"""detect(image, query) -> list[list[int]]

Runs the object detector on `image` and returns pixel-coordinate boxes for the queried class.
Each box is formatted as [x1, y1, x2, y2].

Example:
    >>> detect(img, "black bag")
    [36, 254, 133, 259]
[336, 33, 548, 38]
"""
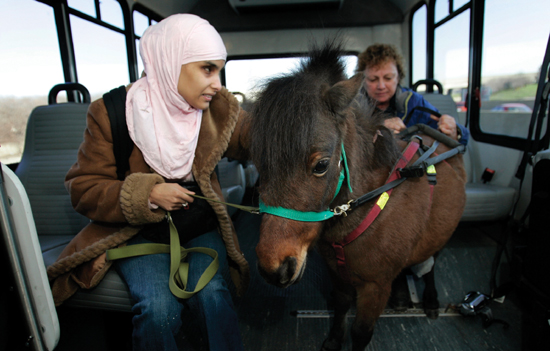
[102, 87, 219, 244]
[139, 182, 219, 245]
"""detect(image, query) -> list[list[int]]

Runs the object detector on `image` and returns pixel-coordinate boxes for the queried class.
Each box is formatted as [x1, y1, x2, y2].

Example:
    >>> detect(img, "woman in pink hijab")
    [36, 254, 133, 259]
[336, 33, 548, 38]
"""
[51, 14, 250, 351]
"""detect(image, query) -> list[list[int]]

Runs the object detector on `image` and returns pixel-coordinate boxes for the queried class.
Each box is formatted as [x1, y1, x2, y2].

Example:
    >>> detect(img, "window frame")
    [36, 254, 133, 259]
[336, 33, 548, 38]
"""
[411, 0, 534, 151]
[36, 0, 158, 101]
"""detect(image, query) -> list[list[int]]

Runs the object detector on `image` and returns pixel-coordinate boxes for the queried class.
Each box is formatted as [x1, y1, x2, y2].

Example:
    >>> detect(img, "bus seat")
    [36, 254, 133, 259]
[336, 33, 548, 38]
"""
[1, 163, 60, 351]
[217, 158, 246, 217]
[244, 162, 259, 189]
[15, 84, 92, 259]
[419, 90, 516, 222]
[15, 83, 251, 313]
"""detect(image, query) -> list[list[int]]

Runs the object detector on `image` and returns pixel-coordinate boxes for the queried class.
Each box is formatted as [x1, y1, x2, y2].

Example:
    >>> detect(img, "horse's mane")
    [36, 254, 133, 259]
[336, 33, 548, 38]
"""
[250, 39, 399, 185]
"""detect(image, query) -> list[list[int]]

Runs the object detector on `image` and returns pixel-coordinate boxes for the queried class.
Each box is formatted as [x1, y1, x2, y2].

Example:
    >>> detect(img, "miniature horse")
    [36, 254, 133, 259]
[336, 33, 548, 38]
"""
[249, 41, 467, 351]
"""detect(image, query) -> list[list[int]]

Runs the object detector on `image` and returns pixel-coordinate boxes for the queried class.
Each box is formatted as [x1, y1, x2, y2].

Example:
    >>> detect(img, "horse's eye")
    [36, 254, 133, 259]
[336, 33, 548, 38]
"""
[313, 159, 330, 176]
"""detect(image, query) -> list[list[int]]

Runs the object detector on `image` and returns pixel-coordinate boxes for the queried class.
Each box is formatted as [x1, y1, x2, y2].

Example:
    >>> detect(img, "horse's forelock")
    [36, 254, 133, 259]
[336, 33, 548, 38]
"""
[250, 40, 349, 185]
[250, 75, 318, 184]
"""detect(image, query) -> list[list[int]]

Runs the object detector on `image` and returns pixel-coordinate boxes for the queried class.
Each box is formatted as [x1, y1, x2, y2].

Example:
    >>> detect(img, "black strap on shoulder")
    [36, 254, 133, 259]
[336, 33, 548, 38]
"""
[103, 85, 131, 181]
[403, 106, 441, 126]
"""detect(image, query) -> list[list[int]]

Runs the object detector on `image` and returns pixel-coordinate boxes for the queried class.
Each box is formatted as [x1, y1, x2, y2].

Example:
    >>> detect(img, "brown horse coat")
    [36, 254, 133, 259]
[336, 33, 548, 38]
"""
[250, 41, 466, 350]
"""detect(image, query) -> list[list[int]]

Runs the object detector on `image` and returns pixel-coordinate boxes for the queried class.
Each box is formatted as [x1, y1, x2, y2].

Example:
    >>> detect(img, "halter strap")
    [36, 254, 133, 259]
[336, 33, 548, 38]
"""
[258, 142, 352, 222]
[331, 141, 420, 281]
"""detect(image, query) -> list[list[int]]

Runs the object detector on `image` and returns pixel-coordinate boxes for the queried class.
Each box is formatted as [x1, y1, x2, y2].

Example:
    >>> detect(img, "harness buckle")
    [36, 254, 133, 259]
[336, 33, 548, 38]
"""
[398, 165, 425, 178]
[332, 200, 354, 217]
[426, 164, 437, 185]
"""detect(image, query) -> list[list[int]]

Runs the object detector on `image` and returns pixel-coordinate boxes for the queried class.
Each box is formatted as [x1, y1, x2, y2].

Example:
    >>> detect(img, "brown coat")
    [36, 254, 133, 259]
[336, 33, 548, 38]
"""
[46, 87, 250, 305]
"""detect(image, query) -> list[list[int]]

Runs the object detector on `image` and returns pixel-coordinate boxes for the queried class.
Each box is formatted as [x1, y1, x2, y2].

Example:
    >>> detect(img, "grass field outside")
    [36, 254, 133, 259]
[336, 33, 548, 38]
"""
[490, 83, 538, 101]
[0, 95, 48, 164]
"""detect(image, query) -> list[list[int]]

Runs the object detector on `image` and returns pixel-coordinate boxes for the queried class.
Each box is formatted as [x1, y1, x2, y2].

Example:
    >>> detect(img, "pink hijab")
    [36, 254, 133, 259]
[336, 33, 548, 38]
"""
[125, 14, 227, 180]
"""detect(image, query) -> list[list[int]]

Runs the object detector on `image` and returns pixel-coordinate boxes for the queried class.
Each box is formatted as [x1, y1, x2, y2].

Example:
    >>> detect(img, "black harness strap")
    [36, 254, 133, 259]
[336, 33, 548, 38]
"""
[350, 125, 465, 211]
[403, 106, 441, 126]
[103, 85, 131, 181]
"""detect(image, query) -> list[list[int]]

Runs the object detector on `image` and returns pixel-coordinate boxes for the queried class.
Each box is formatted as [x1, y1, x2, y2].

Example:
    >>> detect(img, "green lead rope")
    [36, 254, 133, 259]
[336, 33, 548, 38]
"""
[106, 212, 219, 299]
[189, 193, 260, 214]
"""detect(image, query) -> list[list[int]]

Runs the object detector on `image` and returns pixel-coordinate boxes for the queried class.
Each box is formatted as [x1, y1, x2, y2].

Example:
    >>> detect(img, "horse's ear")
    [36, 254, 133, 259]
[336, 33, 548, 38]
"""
[324, 73, 364, 115]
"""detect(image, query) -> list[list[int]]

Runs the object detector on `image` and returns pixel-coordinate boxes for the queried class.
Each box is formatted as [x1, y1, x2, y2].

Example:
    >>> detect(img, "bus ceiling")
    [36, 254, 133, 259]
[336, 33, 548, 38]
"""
[135, 0, 415, 31]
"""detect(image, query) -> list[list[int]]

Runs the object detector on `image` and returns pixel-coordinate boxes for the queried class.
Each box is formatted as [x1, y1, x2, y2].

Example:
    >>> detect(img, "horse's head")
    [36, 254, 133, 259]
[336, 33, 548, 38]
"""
[250, 41, 369, 288]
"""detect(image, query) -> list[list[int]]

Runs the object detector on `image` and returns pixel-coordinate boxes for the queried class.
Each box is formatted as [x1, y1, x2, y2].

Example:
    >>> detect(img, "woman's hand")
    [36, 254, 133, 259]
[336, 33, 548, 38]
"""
[383, 117, 407, 134]
[149, 183, 195, 211]
[431, 114, 458, 140]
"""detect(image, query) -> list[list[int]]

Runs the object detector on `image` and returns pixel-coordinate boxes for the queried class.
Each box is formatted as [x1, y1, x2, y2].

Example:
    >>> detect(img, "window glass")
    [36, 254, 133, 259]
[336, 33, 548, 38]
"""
[0, 0, 63, 164]
[434, 0, 449, 23]
[225, 55, 358, 107]
[68, 0, 96, 17]
[434, 9, 470, 97]
[412, 4, 427, 85]
[71, 15, 129, 99]
[136, 38, 144, 76]
[453, 0, 469, 11]
[99, 0, 124, 29]
[480, 0, 550, 137]
[133, 11, 149, 37]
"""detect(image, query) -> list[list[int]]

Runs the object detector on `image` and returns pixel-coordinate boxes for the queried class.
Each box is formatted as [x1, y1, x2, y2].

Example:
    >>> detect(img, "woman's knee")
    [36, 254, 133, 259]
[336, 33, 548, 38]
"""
[132, 295, 184, 334]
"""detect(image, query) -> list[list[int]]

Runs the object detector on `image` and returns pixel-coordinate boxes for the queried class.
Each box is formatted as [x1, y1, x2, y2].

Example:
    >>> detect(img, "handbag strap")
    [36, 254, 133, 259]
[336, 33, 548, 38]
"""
[106, 213, 219, 299]
[103, 85, 132, 181]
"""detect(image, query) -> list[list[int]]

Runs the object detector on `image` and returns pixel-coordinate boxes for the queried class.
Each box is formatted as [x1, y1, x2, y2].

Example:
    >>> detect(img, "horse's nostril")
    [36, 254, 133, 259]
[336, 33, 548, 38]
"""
[277, 256, 297, 286]
[257, 256, 299, 288]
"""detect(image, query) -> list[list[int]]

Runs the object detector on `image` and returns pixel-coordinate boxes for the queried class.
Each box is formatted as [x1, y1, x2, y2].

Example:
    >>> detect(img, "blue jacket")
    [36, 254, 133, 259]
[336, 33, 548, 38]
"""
[394, 86, 469, 145]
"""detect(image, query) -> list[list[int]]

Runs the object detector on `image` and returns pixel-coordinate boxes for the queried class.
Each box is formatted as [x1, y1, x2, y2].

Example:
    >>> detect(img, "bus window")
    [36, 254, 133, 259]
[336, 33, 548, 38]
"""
[454, 0, 469, 11]
[99, 0, 124, 30]
[70, 1, 129, 99]
[480, 0, 550, 138]
[0, 0, 63, 165]
[132, 9, 159, 77]
[411, 4, 427, 86]
[70, 15, 129, 99]
[225, 55, 358, 107]
[133, 11, 149, 38]
[67, 0, 96, 17]
[434, 0, 449, 23]
[434, 8, 470, 98]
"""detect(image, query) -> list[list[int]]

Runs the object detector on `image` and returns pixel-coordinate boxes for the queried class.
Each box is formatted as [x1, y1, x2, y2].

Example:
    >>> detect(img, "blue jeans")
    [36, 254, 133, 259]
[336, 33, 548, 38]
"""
[114, 230, 243, 351]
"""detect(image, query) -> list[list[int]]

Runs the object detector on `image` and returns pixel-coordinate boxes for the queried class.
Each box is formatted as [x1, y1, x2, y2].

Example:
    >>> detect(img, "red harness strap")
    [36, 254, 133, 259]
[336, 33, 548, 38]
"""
[330, 141, 421, 282]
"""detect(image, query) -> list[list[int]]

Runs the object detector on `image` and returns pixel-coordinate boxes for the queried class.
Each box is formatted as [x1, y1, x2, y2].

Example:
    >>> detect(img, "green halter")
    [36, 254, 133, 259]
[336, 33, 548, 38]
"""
[259, 143, 353, 222]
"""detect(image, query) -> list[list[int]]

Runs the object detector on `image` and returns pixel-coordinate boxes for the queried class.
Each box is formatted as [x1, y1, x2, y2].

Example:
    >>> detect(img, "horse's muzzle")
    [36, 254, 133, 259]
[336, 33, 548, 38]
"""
[257, 256, 306, 288]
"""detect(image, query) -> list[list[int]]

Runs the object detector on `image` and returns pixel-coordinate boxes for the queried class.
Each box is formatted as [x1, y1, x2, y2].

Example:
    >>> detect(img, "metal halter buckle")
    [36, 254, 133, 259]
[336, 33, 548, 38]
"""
[332, 200, 354, 217]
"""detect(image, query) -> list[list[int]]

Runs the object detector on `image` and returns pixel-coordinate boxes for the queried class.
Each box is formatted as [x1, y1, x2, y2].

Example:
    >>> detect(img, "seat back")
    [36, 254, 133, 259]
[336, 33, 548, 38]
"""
[218, 158, 246, 216]
[15, 84, 91, 238]
[420, 93, 459, 120]
[417, 87, 516, 221]
[1, 163, 60, 350]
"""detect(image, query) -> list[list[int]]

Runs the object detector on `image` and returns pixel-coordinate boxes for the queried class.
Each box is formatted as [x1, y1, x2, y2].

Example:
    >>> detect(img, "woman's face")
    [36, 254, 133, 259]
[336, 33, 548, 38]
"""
[363, 60, 400, 110]
[178, 60, 225, 110]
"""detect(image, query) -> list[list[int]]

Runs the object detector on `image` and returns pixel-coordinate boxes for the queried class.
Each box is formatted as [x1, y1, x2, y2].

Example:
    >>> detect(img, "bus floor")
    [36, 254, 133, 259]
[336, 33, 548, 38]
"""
[52, 211, 534, 351]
